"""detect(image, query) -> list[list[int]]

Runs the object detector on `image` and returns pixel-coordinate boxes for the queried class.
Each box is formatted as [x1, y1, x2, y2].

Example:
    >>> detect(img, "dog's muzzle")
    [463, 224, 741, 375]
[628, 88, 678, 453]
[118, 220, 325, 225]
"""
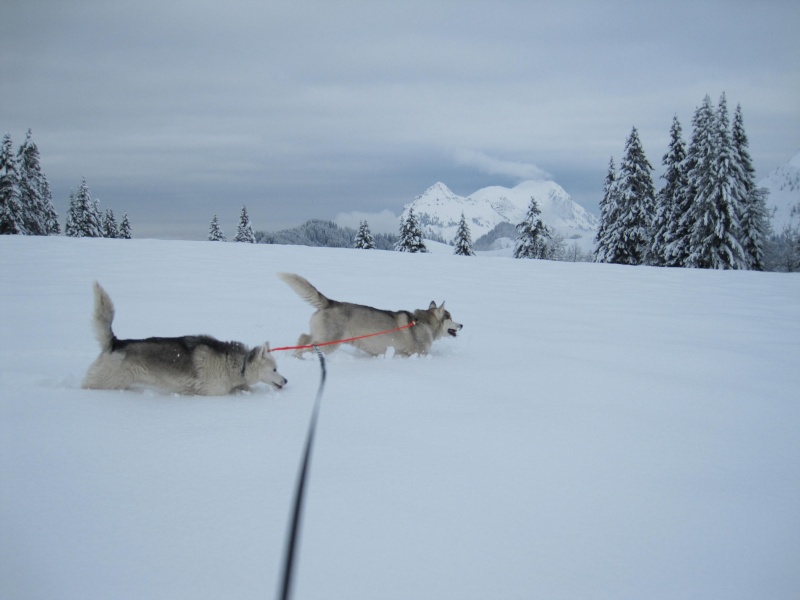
[447, 324, 463, 337]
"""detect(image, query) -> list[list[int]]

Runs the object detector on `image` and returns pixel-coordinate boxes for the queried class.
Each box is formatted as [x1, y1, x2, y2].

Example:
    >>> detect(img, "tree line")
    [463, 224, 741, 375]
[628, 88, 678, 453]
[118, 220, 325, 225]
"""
[0, 130, 132, 238]
[594, 93, 771, 270]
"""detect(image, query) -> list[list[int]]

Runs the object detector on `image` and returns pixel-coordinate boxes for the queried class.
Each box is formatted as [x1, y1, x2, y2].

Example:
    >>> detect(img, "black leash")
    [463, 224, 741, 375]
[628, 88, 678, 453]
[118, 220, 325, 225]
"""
[277, 345, 327, 600]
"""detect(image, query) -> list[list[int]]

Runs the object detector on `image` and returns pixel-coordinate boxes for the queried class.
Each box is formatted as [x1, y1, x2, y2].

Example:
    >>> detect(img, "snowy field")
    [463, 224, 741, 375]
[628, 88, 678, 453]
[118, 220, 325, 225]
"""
[1, 235, 799, 600]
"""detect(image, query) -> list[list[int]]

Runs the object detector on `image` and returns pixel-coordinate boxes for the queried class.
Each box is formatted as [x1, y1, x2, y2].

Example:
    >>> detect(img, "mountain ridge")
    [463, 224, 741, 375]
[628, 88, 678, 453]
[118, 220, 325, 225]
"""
[401, 179, 600, 252]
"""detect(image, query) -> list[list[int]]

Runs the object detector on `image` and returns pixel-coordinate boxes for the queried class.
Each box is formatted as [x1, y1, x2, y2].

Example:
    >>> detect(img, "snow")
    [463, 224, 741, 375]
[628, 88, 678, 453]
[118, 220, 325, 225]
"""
[2, 235, 799, 600]
[404, 180, 599, 252]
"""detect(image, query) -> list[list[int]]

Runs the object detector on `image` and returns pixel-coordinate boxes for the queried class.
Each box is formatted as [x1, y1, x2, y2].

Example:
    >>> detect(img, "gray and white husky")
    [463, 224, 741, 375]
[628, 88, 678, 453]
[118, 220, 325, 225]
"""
[82, 282, 287, 395]
[279, 272, 463, 357]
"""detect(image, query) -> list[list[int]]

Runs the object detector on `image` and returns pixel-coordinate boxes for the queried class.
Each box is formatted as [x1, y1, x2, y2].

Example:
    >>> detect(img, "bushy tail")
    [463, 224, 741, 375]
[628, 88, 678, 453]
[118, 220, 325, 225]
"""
[278, 273, 331, 309]
[91, 281, 116, 351]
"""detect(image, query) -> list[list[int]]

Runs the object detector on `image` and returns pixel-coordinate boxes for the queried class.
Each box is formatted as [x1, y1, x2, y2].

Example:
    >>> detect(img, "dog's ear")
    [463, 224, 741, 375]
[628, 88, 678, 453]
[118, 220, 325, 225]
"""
[262, 342, 271, 355]
[429, 300, 437, 310]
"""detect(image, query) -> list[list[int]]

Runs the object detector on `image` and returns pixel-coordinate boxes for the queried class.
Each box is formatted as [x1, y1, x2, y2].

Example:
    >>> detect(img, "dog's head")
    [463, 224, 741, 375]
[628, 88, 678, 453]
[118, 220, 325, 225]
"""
[428, 301, 463, 339]
[248, 343, 288, 389]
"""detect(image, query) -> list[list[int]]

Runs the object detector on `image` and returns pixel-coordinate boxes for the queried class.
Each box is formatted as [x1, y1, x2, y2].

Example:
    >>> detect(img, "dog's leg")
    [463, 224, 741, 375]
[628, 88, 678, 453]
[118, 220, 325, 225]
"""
[293, 333, 313, 358]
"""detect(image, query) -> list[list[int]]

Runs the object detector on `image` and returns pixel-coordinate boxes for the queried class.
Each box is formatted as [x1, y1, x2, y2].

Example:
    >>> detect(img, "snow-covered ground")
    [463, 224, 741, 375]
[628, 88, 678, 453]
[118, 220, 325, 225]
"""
[1, 235, 799, 600]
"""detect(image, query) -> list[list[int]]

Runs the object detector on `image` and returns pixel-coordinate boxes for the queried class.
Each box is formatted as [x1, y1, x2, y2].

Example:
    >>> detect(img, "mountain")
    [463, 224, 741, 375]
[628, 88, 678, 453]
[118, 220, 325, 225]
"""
[760, 151, 800, 232]
[401, 180, 599, 252]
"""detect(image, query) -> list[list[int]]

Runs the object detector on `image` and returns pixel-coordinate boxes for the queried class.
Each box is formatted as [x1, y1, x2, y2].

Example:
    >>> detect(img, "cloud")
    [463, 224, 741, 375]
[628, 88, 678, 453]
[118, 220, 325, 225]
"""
[334, 209, 399, 234]
[454, 149, 551, 182]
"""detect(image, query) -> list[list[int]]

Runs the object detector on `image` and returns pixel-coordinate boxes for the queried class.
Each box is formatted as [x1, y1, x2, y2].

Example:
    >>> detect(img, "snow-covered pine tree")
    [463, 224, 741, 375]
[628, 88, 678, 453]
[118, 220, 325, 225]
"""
[0, 133, 25, 235]
[514, 197, 552, 259]
[594, 157, 620, 262]
[64, 178, 103, 238]
[234, 205, 256, 243]
[650, 116, 688, 266]
[64, 191, 77, 237]
[731, 103, 770, 271]
[678, 96, 715, 267]
[686, 93, 746, 269]
[209, 215, 226, 241]
[103, 208, 119, 238]
[119, 212, 132, 239]
[17, 130, 59, 235]
[354, 220, 376, 249]
[395, 208, 427, 252]
[610, 127, 656, 265]
[453, 212, 475, 256]
[16, 130, 45, 235]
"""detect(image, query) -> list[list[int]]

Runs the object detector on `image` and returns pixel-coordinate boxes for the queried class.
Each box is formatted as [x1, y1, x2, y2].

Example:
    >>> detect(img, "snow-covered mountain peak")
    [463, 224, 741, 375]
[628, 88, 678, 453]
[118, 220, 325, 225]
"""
[402, 179, 599, 251]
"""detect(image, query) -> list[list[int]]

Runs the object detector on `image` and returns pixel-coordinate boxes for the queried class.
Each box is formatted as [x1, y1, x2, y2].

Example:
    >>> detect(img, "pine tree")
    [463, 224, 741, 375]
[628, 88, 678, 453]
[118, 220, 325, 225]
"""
[731, 103, 770, 270]
[65, 178, 103, 237]
[613, 127, 656, 264]
[594, 157, 620, 262]
[0, 133, 25, 235]
[686, 93, 746, 269]
[208, 215, 226, 241]
[453, 212, 475, 256]
[514, 197, 552, 259]
[651, 116, 688, 266]
[395, 208, 427, 252]
[103, 208, 119, 238]
[354, 220, 376, 249]
[234, 205, 256, 243]
[119, 213, 132, 239]
[17, 130, 59, 235]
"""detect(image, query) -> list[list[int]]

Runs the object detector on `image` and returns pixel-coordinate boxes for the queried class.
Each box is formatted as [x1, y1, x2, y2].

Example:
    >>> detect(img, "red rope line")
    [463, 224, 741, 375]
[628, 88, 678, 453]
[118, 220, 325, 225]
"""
[270, 320, 416, 353]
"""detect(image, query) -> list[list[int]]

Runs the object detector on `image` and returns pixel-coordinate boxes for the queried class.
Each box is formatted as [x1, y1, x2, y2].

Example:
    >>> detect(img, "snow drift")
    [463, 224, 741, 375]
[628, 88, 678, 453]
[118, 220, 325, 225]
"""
[1, 235, 799, 600]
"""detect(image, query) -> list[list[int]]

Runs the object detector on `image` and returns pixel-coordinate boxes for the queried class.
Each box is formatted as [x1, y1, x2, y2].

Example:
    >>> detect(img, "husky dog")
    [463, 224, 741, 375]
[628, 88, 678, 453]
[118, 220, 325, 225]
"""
[83, 282, 287, 395]
[278, 273, 462, 357]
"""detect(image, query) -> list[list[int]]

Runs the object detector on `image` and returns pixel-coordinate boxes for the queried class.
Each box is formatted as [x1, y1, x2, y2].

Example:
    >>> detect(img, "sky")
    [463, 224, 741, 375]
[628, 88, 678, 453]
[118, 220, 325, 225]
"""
[2, 0, 799, 239]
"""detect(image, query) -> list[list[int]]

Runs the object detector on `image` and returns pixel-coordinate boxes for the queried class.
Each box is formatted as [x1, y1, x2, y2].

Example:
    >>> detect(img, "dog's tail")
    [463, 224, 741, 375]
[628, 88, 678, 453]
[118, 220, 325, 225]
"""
[91, 281, 116, 352]
[278, 273, 331, 310]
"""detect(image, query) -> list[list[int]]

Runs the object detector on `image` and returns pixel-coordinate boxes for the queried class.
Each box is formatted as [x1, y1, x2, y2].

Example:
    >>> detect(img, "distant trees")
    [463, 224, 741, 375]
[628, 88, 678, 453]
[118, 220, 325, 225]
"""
[0, 134, 24, 235]
[257, 219, 395, 249]
[354, 220, 376, 249]
[514, 197, 553, 259]
[102, 209, 119, 239]
[208, 215, 226, 241]
[234, 205, 256, 242]
[65, 178, 102, 237]
[1, 130, 60, 235]
[396, 208, 428, 253]
[594, 94, 770, 270]
[63, 176, 131, 238]
[764, 203, 800, 272]
[453, 212, 475, 256]
[119, 213, 132, 239]
[1, 130, 134, 238]
[17, 130, 60, 235]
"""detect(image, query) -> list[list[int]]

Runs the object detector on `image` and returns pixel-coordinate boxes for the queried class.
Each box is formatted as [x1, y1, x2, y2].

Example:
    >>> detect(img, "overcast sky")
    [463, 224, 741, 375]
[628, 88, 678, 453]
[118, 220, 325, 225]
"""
[2, 0, 799, 239]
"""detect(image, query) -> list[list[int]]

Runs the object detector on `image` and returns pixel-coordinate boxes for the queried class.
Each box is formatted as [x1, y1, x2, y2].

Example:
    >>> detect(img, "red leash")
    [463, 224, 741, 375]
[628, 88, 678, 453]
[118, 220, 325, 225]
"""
[270, 321, 416, 353]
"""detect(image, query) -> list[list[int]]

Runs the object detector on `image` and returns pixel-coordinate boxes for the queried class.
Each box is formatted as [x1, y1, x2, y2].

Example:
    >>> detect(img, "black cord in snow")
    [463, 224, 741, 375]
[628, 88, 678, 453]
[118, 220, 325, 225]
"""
[277, 345, 326, 600]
